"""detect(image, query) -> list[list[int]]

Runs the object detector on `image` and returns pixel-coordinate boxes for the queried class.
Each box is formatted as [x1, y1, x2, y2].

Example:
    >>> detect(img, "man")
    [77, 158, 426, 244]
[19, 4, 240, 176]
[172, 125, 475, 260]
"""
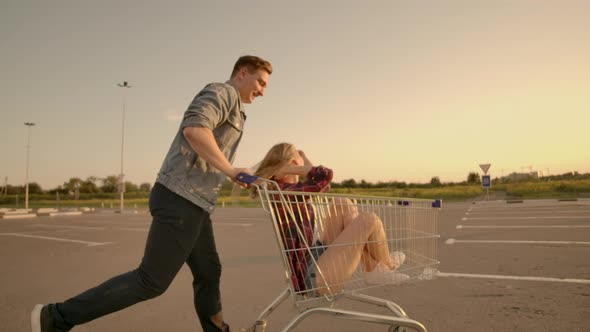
[31, 55, 272, 332]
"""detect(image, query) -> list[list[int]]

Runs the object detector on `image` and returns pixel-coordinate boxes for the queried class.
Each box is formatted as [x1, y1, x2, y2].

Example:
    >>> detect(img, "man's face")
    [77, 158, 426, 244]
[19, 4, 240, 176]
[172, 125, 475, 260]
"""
[236, 67, 269, 104]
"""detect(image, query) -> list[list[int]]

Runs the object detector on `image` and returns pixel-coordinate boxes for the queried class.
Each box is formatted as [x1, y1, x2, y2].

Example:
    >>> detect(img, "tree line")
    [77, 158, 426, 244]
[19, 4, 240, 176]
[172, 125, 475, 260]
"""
[1, 176, 152, 196]
[331, 172, 481, 189]
[2, 171, 589, 196]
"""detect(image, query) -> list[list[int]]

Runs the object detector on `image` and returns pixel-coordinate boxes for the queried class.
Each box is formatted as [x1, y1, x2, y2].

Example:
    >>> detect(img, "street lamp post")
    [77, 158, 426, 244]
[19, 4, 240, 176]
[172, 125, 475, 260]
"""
[117, 81, 132, 212]
[24, 122, 36, 209]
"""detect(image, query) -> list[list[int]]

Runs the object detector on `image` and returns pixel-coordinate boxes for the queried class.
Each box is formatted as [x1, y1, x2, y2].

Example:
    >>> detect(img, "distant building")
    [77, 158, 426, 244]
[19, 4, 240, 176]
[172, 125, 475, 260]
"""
[502, 171, 539, 181]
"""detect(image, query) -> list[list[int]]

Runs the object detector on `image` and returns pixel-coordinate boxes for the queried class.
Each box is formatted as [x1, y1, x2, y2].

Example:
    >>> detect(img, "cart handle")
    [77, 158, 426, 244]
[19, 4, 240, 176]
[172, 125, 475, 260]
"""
[236, 173, 259, 184]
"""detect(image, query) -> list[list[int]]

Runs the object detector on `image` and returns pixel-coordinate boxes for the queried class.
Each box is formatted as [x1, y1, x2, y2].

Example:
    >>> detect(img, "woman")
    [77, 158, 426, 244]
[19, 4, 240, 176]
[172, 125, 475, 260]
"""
[252, 143, 406, 296]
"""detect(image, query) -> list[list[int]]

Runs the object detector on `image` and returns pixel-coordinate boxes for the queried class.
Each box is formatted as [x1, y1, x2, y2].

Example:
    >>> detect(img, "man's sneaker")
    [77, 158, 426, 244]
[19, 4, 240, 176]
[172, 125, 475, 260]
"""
[30, 304, 55, 332]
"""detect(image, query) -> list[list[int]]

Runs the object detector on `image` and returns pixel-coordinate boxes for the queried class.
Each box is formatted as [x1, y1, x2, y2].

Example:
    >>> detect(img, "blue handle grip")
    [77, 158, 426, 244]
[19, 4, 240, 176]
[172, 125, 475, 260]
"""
[236, 173, 258, 184]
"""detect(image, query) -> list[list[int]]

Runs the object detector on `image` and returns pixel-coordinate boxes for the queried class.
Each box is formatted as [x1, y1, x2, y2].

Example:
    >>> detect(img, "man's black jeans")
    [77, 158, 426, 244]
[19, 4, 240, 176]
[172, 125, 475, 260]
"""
[50, 183, 224, 331]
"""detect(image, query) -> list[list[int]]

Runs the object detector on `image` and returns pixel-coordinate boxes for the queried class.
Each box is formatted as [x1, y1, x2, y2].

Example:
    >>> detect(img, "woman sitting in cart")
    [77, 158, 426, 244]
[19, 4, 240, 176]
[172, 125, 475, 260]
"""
[251, 143, 407, 296]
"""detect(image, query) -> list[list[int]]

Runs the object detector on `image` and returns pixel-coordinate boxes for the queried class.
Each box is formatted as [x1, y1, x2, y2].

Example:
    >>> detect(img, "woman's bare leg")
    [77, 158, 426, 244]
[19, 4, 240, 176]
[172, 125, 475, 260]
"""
[362, 213, 394, 270]
[361, 247, 379, 272]
[320, 199, 387, 273]
[314, 212, 392, 295]
[319, 197, 358, 245]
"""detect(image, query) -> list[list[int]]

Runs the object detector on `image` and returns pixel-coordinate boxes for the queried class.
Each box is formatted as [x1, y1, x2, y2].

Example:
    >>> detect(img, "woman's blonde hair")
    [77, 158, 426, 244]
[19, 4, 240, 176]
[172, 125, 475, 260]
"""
[250, 142, 297, 197]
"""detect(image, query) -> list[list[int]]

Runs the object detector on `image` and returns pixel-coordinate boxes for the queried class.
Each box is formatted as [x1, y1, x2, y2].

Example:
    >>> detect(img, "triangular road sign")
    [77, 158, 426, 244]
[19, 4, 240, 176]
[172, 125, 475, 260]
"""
[479, 163, 491, 174]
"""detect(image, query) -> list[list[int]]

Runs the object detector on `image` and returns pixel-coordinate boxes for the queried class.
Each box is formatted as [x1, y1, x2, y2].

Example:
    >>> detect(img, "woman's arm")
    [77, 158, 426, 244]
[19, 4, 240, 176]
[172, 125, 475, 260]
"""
[282, 166, 333, 193]
[275, 165, 312, 179]
[298, 150, 313, 166]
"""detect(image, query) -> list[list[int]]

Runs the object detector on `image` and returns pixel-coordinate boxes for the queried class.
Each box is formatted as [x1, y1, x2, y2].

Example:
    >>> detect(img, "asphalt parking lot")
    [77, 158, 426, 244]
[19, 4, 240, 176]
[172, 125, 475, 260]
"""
[1, 199, 589, 332]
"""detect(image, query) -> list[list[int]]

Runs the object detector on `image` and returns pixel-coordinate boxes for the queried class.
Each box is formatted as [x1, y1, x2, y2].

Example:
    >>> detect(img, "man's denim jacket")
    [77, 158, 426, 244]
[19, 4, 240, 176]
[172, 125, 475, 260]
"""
[156, 82, 245, 213]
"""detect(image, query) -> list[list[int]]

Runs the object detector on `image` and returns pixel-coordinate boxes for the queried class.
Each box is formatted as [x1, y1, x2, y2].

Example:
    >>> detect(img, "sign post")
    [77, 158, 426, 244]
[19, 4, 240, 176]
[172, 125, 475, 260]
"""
[479, 163, 492, 200]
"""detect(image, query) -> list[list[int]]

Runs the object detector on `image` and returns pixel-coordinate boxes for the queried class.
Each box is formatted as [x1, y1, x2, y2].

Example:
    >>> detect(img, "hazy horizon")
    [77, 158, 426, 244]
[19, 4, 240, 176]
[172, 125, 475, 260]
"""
[2, 1, 589, 189]
[5, 168, 590, 191]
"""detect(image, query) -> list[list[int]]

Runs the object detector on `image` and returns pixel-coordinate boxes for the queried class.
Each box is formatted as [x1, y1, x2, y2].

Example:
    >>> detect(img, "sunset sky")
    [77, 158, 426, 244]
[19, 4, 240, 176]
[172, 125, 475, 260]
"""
[1, 0, 589, 189]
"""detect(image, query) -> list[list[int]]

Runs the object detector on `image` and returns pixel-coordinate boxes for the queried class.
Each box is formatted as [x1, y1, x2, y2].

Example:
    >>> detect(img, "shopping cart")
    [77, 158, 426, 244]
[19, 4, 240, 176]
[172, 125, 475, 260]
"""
[237, 174, 441, 332]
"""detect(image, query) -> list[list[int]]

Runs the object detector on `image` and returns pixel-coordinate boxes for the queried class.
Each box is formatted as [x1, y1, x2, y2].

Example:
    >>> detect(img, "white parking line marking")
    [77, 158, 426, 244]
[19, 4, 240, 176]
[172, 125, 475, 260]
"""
[29, 224, 105, 230]
[116, 227, 149, 232]
[108, 223, 252, 232]
[469, 209, 590, 214]
[468, 209, 589, 214]
[0, 233, 111, 247]
[85, 221, 149, 226]
[437, 272, 590, 284]
[445, 238, 590, 245]
[456, 225, 590, 229]
[463, 216, 589, 221]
